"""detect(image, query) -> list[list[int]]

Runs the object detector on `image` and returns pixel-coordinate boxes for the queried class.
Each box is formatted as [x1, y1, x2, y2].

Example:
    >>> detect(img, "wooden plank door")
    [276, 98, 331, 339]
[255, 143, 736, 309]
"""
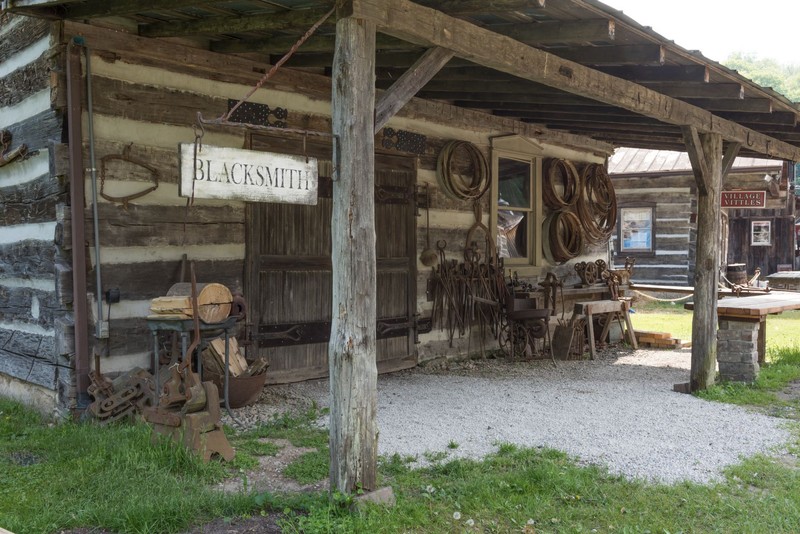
[244, 135, 417, 384]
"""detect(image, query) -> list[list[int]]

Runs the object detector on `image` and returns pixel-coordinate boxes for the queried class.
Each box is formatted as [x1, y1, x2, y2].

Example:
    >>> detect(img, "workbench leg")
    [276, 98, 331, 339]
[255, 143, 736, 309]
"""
[624, 307, 638, 349]
[758, 317, 767, 365]
[586, 312, 596, 360]
[598, 313, 613, 347]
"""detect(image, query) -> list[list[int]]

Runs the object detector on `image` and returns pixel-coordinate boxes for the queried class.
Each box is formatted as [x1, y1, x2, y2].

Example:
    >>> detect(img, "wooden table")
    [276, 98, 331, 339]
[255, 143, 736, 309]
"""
[573, 299, 638, 360]
[685, 291, 800, 364]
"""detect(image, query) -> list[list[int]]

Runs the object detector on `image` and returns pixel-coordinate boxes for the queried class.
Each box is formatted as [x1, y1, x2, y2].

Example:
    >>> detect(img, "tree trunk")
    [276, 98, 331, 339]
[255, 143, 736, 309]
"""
[688, 132, 722, 391]
[329, 16, 378, 494]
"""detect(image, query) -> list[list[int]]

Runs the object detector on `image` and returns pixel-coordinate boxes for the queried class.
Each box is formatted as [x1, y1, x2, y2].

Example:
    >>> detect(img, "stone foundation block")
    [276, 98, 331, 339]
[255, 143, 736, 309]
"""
[719, 319, 760, 331]
[718, 361, 759, 383]
[716, 341, 758, 363]
[718, 329, 759, 343]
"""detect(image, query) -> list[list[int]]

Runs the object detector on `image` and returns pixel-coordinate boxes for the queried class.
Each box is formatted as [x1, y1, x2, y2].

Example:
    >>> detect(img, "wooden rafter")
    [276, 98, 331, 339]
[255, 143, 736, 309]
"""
[493, 19, 615, 45]
[4, 0, 77, 8]
[596, 65, 709, 83]
[415, 0, 546, 15]
[344, 0, 800, 160]
[683, 98, 772, 113]
[212, 33, 412, 54]
[715, 111, 797, 126]
[548, 44, 664, 66]
[375, 47, 454, 130]
[139, 7, 334, 38]
[638, 82, 743, 100]
[65, 0, 220, 19]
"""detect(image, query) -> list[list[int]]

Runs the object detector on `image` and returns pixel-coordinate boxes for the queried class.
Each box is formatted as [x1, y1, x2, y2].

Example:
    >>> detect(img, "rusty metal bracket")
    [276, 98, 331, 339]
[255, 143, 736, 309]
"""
[226, 100, 288, 128]
[381, 127, 427, 154]
[375, 184, 413, 204]
[100, 149, 160, 207]
[258, 324, 304, 343]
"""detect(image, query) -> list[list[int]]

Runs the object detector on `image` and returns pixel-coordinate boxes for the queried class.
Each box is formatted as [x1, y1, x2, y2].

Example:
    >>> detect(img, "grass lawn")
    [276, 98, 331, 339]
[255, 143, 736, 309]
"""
[2, 306, 800, 533]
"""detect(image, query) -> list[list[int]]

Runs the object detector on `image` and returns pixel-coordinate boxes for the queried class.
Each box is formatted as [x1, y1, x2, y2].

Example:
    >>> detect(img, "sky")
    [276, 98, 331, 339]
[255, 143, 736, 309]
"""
[604, 0, 800, 66]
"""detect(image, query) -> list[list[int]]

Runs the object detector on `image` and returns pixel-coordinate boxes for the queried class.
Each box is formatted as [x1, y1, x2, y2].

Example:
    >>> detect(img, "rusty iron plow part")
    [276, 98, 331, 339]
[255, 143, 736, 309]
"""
[87, 366, 154, 423]
[141, 263, 235, 461]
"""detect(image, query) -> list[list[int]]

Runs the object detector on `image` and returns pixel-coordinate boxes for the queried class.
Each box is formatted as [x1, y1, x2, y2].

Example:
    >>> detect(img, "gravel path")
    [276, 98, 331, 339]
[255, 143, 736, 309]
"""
[225, 348, 793, 485]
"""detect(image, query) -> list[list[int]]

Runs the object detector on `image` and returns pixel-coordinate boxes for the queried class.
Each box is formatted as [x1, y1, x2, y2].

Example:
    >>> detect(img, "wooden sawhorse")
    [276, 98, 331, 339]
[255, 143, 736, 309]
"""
[573, 299, 638, 359]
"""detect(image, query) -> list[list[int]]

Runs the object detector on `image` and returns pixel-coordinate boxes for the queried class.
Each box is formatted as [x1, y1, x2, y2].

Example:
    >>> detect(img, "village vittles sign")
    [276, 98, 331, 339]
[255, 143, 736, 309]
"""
[720, 190, 766, 208]
[179, 144, 318, 205]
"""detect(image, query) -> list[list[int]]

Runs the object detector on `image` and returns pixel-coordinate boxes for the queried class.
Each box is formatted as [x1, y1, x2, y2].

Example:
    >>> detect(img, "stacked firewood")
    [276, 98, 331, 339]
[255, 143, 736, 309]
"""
[202, 337, 268, 378]
[149, 282, 233, 323]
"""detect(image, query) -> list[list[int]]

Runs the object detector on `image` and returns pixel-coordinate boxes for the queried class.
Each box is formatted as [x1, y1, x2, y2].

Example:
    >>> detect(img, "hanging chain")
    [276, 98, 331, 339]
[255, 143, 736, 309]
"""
[221, 3, 338, 123]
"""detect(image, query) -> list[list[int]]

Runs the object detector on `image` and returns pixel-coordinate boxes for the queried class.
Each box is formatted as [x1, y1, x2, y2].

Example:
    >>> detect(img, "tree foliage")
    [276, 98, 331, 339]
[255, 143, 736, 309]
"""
[724, 52, 800, 102]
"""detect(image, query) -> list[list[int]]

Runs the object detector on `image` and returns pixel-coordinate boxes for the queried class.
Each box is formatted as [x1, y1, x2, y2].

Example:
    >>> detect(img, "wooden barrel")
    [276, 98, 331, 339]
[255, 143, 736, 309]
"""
[150, 283, 233, 323]
[725, 263, 748, 286]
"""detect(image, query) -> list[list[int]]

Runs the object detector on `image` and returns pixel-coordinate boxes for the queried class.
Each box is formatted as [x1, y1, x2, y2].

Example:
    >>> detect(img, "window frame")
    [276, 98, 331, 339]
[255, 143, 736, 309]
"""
[489, 136, 544, 269]
[751, 220, 771, 246]
[617, 204, 656, 255]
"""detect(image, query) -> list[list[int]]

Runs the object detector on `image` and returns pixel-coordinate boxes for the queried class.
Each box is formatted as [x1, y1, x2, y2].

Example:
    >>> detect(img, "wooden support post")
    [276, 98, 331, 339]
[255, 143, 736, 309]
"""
[685, 130, 723, 391]
[329, 16, 378, 495]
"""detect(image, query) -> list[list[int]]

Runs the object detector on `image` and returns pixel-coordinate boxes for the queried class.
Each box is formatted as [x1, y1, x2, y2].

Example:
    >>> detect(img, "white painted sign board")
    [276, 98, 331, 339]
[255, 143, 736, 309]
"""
[179, 143, 318, 205]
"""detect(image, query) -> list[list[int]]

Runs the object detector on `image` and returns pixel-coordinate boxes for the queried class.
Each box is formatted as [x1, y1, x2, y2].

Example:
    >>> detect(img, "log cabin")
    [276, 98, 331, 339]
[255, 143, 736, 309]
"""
[3, 0, 800, 492]
[609, 147, 791, 284]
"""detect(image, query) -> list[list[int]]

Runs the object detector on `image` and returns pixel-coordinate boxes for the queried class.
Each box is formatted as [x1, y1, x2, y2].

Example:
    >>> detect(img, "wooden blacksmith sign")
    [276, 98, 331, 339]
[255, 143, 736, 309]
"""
[179, 143, 318, 205]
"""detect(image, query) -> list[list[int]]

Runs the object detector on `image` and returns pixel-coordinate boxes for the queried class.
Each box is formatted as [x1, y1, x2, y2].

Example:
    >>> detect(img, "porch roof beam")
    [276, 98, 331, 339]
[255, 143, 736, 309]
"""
[344, 0, 800, 161]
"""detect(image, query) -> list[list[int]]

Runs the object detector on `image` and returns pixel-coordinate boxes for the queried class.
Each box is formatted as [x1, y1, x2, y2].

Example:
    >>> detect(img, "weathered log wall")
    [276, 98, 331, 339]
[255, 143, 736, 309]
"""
[611, 175, 695, 285]
[611, 166, 790, 287]
[67, 21, 607, 368]
[1, 19, 610, 385]
[0, 15, 67, 413]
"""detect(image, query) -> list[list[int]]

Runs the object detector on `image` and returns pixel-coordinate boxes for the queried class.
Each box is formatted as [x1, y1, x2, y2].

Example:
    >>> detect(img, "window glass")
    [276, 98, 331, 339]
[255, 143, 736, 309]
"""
[497, 211, 528, 258]
[620, 207, 653, 251]
[496, 158, 531, 259]
[751, 221, 771, 246]
[497, 158, 531, 209]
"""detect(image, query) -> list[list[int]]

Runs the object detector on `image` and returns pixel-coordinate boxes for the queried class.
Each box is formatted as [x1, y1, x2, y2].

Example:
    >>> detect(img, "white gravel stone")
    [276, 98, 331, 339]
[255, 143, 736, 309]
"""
[222, 348, 793, 484]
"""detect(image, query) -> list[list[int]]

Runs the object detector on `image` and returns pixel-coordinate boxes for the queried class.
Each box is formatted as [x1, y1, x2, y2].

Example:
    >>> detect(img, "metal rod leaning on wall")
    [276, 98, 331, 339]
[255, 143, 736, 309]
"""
[81, 39, 106, 339]
[66, 42, 91, 406]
